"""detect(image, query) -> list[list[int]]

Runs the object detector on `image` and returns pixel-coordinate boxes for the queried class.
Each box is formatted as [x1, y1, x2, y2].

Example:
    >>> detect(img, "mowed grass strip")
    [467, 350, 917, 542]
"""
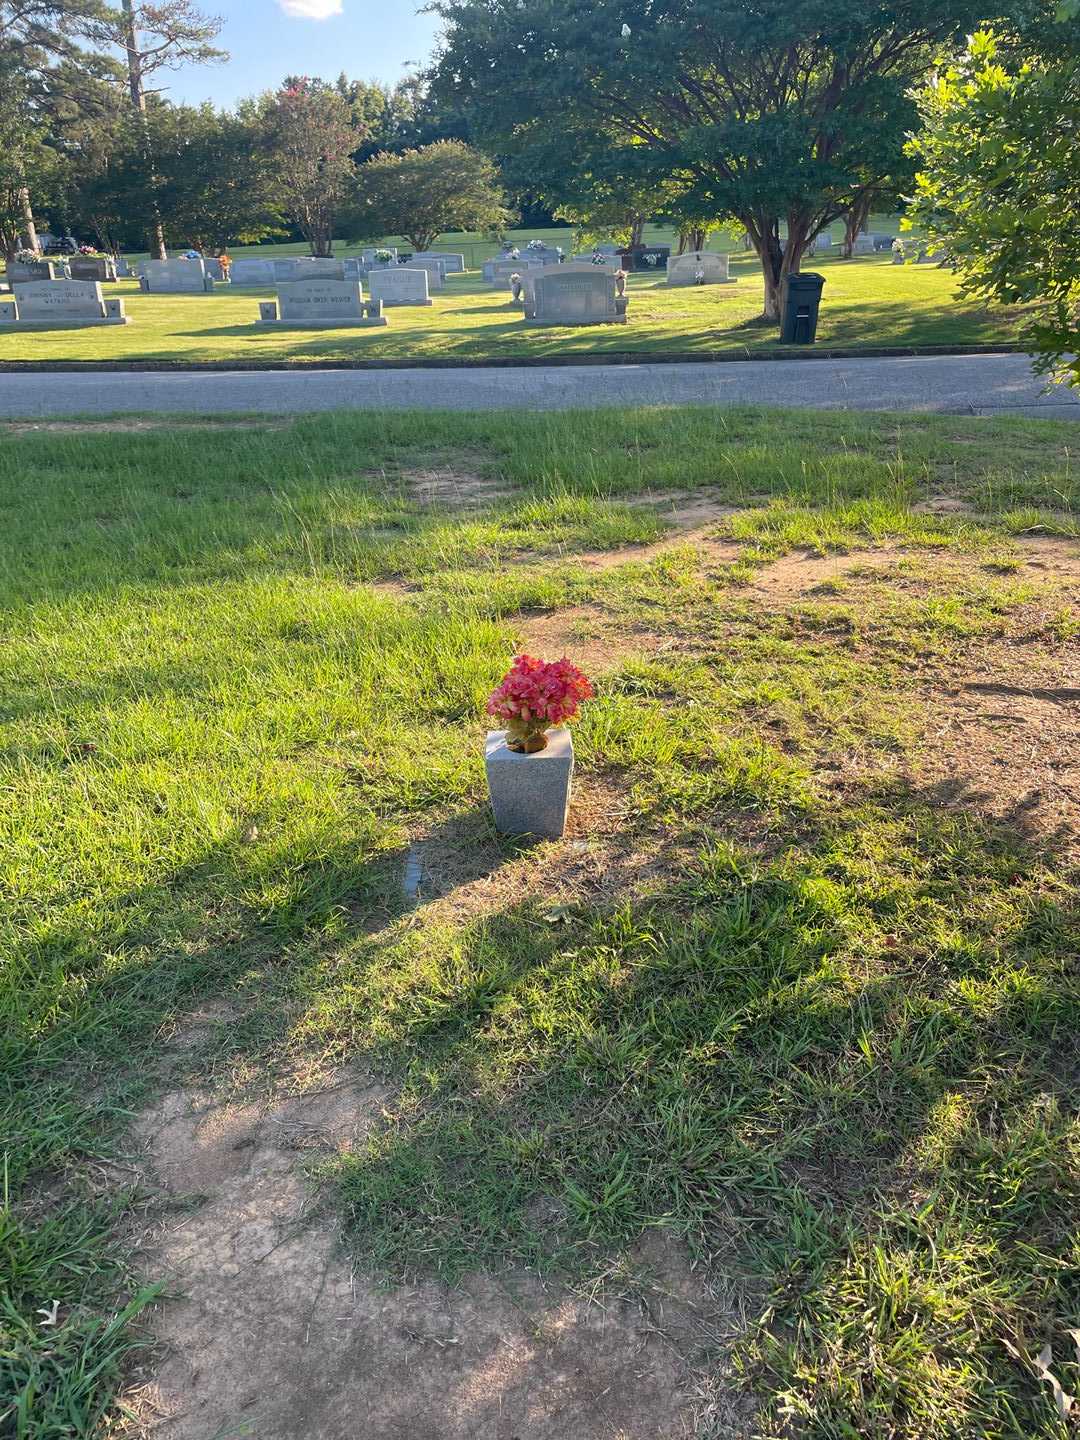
[1, 406, 1078, 1437]
[0, 254, 1026, 364]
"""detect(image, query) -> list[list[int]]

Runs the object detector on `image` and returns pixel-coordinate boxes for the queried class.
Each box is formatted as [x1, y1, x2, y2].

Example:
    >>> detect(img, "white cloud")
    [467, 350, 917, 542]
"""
[279, 0, 342, 19]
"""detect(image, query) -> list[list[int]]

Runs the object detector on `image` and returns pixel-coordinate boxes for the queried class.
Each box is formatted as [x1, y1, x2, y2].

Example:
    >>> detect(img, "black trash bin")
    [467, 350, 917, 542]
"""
[780, 271, 825, 344]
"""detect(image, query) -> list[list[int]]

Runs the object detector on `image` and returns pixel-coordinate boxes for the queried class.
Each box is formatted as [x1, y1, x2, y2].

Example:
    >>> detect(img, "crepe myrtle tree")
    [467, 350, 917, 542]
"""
[431, 0, 996, 322]
[347, 140, 510, 252]
[909, 21, 1080, 385]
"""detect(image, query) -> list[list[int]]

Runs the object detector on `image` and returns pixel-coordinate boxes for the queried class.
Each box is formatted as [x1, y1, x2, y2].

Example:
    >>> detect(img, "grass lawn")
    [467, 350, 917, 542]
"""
[0, 253, 1025, 365]
[2, 406, 1078, 1437]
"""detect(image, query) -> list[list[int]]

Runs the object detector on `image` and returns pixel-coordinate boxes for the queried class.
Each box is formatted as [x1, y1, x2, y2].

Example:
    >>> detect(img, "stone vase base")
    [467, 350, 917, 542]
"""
[485, 729, 573, 839]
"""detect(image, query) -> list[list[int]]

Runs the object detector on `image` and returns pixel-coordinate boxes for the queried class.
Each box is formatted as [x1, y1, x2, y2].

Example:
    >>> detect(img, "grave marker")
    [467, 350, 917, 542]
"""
[367, 267, 433, 307]
[665, 251, 733, 286]
[256, 277, 387, 327]
[140, 258, 214, 293]
[0, 279, 128, 327]
[524, 267, 628, 325]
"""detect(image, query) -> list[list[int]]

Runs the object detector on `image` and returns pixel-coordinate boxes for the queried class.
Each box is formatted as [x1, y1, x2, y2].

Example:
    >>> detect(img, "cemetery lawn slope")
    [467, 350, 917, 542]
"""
[0, 254, 1026, 365]
[2, 405, 1077, 1438]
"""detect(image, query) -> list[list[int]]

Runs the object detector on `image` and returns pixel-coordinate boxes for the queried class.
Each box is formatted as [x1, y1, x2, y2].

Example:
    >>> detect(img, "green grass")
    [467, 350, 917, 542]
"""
[1, 405, 1077, 1437]
[0, 253, 1025, 364]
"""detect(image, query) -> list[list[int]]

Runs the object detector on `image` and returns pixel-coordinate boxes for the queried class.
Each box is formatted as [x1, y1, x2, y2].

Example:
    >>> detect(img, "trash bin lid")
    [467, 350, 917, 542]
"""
[786, 271, 826, 289]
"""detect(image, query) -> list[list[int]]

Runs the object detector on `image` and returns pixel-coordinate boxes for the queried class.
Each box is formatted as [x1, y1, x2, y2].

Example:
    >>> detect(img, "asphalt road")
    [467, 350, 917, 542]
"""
[1, 353, 1078, 419]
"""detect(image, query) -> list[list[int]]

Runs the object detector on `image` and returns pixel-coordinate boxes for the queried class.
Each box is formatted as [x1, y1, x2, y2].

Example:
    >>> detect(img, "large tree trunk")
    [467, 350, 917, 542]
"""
[629, 214, 645, 249]
[841, 193, 874, 259]
[745, 214, 811, 325]
[122, 0, 167, 260]
[18, 186, 40, 253]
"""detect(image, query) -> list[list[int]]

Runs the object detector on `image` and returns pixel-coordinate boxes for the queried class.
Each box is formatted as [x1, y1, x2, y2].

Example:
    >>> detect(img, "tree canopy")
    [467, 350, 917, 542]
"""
[909, 18, 1080, 384]
[432, 0, 998, 317]
[349, 140, 510, 252]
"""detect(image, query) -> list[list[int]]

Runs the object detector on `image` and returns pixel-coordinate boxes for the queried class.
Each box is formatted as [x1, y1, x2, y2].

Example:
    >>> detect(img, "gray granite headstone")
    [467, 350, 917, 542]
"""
[140, 258, 214, 293]
[525, 267, 627, 325]
[274, 257, 345, 282]
[414, 251, 465, 273]
[228, 257, 277, 286]
[0, 278, 128, 326]
[367, 267, 432, 307]
[666, 251, 732, 286]
[258, 277, 387, 327]
[69, 256, 116, 282]
[403, 256, 445, 289]
[8, 260, 60, 283]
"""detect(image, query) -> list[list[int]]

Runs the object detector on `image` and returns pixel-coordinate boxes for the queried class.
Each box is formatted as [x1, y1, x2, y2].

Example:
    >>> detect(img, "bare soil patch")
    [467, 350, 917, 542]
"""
[0, 418, 286, 435]
[516, 606, 676, 673]
[128, 1072, 749, 1440]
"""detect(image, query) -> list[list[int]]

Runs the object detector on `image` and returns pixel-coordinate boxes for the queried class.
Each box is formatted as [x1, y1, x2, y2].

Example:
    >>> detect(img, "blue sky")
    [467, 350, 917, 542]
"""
[164, 0, 442, 108]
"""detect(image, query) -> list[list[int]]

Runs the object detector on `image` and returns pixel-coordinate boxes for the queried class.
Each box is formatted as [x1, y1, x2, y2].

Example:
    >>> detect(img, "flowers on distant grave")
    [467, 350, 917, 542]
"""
[13, 248, 42, 263]
[487, 654, 594, 753]
[374, 248, 394, 263]
[614, 268, 628, 295]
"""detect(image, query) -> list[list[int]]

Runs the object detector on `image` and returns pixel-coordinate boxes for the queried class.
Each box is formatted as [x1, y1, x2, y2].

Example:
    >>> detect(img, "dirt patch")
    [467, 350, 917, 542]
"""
[128, 1073, 749, 1440]
[748, 544, 911, 599]
[383, 467, 513, 510]
[0, 418, 287, 435]
[515, 606, 676, 673]
[914, 632, 1080, 864]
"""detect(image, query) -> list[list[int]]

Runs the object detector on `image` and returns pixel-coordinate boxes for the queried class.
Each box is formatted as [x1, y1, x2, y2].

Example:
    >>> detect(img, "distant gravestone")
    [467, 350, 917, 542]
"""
[69, 256, 116, 282]
[115, 255, 132, 277]
[202, 258, 226, 281]
[257, 277, 387, 327]
[524, 267, 627, 326]
[915, 248, 937, 264]
[414, 251, 465, 273]
[570, 254, 622, 272]
[274, 257, 346, 282]
[851, 233, 876, 256]
[403, 256, 446, 289]
[360, 248, 397, 265]
[228, 257, 277, 286]
[0, 278, 128, 328]
[8, 259, 61, 283]
[367, 267, 432, 307]
[666, 251, 733, 286]
[140, 258, 214, 293]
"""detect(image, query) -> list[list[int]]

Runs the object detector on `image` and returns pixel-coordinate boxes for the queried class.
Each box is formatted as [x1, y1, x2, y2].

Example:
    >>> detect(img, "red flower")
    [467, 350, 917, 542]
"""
[486, 654, 594, 733]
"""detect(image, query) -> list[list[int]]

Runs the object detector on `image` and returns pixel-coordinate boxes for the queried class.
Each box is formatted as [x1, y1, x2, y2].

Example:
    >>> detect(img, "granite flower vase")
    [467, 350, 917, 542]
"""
[485, 729, 573, 839]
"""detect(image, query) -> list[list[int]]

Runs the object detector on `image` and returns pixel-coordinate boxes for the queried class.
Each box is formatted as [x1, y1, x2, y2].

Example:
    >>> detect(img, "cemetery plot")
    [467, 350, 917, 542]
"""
[0, 279, 129, 328]
[256, 277, 388, 326]
[366, 266, 433, 307]
[524, 266, 628, 324]
[140, 259, 215, 293]
[666, 251, 734, 286]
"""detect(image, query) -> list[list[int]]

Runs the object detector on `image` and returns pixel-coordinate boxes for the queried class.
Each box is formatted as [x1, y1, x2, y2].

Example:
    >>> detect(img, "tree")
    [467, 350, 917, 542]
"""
[348, 140, 510, 252]
[265, 78, 362, 256]
[909, 18, 1080, 384]
[103, 0, 225, 257]
[0, 0, 116, 252]
[431, 0, 995, 322]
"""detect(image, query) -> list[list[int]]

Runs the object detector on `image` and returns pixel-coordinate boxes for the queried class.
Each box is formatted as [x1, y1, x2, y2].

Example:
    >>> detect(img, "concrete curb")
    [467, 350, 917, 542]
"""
[0, 343, 1032, 374]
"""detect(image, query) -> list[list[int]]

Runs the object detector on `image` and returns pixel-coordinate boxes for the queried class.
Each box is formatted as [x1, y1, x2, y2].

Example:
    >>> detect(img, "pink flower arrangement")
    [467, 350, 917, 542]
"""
[486, 654, 594, 752]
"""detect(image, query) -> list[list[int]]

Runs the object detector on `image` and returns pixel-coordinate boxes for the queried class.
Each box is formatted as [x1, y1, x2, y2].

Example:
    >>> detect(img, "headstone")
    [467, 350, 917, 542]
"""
[360, 247, 397, 265]
[666, 251, 733, 286]
[257, 277, 387, 327]
[871, 233, 895, 252]
[140, 258, 214, 293]
[115, 256, 132, 278]
[202, 258, 226, 281]
[622, 246, 670, 272]
[7, 259, 60, 283]
[367, 266, 433, 307]
[414, 251, 465, 273]
[570, 254, 622, 272]
[0, 278, 128, 327]
[851, 233, 876, 256]
[403, 256, 446, 289]
[916, 248, 937, 264]
[69, 256, 116, 283]
[273, 257, 345, 282]
[228, 257, 277, 286]
[520, 244, 563, 265]
[524, 267, 628, 326]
